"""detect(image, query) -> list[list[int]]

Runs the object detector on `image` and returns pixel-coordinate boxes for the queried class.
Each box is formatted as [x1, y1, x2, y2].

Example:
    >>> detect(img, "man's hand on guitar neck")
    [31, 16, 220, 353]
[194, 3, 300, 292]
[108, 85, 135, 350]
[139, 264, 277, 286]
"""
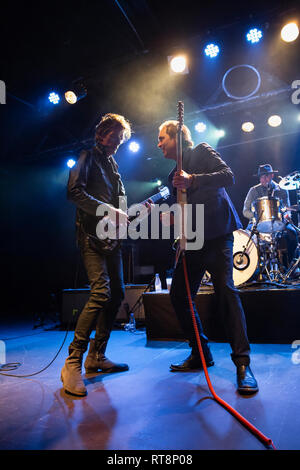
[172, 170, 194, 190]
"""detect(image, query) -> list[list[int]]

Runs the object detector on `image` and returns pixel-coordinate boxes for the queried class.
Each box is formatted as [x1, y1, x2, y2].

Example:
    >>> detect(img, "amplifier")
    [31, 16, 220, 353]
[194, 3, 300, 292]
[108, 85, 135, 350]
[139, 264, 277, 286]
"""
[61, 284, 148, 328]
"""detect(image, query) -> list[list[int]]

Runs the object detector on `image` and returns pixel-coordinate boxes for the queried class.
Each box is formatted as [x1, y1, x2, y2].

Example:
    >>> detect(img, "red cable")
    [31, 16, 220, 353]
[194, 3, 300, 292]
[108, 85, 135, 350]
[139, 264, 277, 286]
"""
[181, 251, 276, 450]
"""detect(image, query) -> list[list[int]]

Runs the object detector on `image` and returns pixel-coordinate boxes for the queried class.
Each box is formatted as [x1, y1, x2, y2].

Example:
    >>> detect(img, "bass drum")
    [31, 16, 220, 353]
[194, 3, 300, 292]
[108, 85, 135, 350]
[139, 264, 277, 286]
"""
[232, 229, 258, 286]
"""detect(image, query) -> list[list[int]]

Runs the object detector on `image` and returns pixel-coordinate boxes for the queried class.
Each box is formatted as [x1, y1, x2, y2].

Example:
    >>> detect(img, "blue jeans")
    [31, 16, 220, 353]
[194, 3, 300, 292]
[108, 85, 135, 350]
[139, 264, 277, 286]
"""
[70, 235, 125, 352]
[170, 233, 250, 366]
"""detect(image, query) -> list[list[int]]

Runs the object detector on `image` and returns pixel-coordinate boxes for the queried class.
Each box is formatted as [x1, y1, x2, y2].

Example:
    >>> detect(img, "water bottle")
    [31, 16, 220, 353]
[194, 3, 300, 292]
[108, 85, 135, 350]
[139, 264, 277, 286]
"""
[128, 312, 136, 332]
[155, 273, 162, 292]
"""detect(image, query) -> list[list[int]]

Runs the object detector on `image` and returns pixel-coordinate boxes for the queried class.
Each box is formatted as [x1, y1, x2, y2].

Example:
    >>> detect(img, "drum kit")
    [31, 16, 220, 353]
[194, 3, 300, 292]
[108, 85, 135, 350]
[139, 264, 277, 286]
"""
[232, 170, 300, 287]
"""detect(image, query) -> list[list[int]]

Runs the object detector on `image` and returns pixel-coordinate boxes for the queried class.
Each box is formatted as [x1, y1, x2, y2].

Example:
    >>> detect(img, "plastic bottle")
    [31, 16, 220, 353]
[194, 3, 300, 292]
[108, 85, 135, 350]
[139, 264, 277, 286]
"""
[155, 273, 162, 292]
[128, 312, 136, 332]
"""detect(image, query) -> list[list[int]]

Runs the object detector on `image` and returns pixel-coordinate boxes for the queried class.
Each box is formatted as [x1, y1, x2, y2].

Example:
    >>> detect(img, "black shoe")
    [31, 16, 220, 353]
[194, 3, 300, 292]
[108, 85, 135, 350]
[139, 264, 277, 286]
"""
[170, 353, 214, 372]
[236, 365, 259, 394]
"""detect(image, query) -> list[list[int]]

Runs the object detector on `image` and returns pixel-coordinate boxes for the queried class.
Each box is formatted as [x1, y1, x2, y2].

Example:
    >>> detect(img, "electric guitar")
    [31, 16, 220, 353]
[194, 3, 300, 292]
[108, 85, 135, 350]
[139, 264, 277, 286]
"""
[90, 185, 170, 254]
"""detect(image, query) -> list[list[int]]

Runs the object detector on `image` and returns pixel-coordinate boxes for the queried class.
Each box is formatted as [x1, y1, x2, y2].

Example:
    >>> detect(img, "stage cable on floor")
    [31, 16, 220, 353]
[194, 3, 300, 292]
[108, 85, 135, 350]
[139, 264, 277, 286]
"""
[0, 250, 83, 378]
[181, 251, 277, 450]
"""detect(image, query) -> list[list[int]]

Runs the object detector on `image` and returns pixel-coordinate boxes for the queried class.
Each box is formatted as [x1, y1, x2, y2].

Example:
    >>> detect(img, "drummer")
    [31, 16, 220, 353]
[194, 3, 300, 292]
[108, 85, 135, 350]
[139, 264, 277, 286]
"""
[243, 164, 298, 265]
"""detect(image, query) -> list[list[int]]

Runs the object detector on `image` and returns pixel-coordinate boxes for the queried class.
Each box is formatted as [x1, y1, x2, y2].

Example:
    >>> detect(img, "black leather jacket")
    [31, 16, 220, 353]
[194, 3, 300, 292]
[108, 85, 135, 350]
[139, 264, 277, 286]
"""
[67, 144, 125, 239]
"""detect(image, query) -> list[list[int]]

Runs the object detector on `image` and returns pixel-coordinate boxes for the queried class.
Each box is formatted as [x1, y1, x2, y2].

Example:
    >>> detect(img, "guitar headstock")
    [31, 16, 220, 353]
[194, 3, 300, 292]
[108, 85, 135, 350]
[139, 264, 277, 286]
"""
[159, 186, 170, 200]
[177, 101, 184, 131]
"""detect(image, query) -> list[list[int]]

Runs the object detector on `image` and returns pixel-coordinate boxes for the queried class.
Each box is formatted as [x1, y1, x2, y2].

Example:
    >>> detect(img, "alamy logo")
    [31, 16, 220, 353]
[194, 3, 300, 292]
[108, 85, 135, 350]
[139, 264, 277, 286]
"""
[291, 340, 300, 365]
[291, 80, 300, 104]
[0, 340, 6, 364]
[0, 80, 6, 104]
[96, 197, 205, 251]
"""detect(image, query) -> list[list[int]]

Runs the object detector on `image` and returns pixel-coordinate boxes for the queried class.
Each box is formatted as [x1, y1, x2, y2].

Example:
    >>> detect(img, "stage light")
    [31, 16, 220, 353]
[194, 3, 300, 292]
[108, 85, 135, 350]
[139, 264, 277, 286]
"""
[168, 55, 189, 74]
[195, 122, 207, 133]
[64, 81, 87, 104]
[215, 129, 225, 138]
[281, 22, 299, 42]
[204, 43, 220, 58]
[242, 122, 255, 132]
[67, 158, 76, 168]
[48, 92, 60, 104]
[64, 91, 77, 105]
[246, 28, 263, 43]
[156, 179, 162, 186]
[128, 141, 140, 152]
[268, 115, 282, 127]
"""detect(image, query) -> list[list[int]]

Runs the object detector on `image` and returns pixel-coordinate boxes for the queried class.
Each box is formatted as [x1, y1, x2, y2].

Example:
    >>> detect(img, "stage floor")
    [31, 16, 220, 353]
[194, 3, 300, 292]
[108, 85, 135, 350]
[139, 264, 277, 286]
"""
[0, 318, 300, 452]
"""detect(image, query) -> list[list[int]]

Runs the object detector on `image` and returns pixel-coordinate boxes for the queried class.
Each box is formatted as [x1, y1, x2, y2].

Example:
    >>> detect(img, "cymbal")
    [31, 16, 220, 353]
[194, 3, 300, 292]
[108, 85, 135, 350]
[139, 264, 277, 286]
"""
[279, 171, 300, 190]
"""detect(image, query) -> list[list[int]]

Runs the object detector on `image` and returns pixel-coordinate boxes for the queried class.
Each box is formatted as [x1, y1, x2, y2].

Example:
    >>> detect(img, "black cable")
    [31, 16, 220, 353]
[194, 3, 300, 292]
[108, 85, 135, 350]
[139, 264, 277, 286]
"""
[0, 250, 82, 378]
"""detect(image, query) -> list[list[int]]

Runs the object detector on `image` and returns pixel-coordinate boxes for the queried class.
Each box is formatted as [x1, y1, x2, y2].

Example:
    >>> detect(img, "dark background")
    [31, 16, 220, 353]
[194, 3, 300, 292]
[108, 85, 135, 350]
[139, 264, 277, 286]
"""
[0, 1, 300, 317]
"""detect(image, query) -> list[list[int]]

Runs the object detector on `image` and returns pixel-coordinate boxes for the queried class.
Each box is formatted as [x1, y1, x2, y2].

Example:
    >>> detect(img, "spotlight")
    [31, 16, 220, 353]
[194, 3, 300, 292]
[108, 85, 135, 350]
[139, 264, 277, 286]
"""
[156, 179, 162, 186]
[168, 55, 189, 74]
[67, 158, 76, 168]
[195, 122, 207, 133]
[242, 122, 255, 132]
[48, 92, 60, 105]
[246, 28, 263, 43]
[281, 22, 299, 42]
[215, 129, 225, 138]
[268, 115, 282, 127]
[204, 43, 220, 58]
[64, 81, 87, 104]
[128, 141, 140, 152]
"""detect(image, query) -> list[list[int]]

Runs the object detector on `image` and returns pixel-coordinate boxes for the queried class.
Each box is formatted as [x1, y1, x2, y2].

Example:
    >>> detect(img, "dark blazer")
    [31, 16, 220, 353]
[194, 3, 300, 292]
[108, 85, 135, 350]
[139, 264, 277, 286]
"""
[168, 142, 242, 241]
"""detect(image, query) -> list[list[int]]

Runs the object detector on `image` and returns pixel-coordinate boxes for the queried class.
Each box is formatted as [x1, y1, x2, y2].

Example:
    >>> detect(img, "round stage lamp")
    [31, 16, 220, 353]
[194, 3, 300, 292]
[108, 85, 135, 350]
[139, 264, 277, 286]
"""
[281, 22, 299, 42]
[195, 122, 207, 133]
[169, 56, 187, 73]
[64, 81, 87, 104]
[204, 43, 220, 58]
[216, 129, 225, 138]
[67, 158, 76, 168]
[268, 115, 282, 127]
[65, 91, 78, 104]
[48, 92, 60, 105]
[246, 28, 263, 44]
[128, 141, 140, 152]
[242, 122, 255, 132]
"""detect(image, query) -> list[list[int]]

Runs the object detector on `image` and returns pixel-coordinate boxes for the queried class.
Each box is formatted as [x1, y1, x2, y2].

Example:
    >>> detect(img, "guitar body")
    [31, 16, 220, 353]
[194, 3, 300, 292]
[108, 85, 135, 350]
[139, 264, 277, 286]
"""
[90, 186, 170, 255]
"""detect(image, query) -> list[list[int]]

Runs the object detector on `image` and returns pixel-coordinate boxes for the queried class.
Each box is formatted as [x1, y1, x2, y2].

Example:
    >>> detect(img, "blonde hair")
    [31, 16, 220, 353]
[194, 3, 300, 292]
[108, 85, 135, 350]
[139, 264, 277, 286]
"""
[95, 113, 132, 144]
[159, 120, 194, 148]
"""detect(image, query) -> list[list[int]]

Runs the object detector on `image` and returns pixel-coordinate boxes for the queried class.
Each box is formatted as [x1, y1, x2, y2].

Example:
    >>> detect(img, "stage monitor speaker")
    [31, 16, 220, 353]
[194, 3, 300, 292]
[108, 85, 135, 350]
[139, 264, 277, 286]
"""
[61, 284, 148, 329]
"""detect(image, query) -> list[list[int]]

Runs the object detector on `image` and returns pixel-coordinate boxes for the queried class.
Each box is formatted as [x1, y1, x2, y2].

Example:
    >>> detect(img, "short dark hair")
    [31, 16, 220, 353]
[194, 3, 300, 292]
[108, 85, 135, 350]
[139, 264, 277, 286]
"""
[159, 120, 194, 148]
[95, 113, 132, 144]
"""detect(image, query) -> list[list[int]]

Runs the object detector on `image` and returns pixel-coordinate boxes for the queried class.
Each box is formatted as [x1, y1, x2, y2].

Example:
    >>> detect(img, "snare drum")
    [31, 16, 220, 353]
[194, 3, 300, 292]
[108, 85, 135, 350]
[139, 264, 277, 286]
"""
[252, 196, 285, 233]
[232, 229, 258, 286]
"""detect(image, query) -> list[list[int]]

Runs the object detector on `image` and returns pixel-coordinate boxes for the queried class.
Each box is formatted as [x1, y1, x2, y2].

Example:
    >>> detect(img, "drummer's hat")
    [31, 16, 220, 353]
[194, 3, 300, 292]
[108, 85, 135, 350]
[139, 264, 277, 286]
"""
[254, 164, 278, 177]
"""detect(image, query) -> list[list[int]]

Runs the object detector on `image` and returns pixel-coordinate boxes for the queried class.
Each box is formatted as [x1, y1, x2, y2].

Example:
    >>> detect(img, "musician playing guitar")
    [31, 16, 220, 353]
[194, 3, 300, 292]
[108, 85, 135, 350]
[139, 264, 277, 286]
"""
[157, 113, 258, 394]
[61, 113, 151, 396]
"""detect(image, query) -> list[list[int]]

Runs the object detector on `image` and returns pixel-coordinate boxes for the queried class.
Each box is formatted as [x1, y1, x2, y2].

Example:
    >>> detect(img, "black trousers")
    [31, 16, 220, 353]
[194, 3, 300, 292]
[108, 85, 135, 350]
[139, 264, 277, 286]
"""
[170, 233, 250, 367]
[70, 236, 125, 352]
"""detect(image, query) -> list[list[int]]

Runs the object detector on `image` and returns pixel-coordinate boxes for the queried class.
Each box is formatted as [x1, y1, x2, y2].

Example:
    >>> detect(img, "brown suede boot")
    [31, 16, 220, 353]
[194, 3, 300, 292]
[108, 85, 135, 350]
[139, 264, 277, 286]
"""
[84, 339, 129, 373]
[61, 348, 87, 396]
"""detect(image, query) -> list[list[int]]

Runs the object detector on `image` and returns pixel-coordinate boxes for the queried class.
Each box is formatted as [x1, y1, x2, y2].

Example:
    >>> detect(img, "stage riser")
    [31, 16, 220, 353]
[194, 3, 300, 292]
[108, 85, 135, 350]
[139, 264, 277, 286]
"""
[142, 289, 300, 343]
